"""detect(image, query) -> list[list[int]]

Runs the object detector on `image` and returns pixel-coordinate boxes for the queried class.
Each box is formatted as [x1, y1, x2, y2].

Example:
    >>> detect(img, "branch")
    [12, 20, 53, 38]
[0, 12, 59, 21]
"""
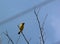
[41, 14, 48, 40]
[21, 32, 29, 44]
[16, 25, 21, 44]
[16, 35, 20, 44]
[42, 14, 48, 28]
[34, 9, 45, 44]
[17, 25, 29, 44]
[3, 30, 14, 44]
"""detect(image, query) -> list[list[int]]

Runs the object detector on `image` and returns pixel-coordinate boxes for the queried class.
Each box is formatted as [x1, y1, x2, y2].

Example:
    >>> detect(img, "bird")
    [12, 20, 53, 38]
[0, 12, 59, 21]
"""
[18, 23, 25, 34]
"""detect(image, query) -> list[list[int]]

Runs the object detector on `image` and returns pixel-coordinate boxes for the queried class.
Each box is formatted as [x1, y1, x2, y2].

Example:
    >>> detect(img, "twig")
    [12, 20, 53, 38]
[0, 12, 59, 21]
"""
[16, 25, 21, 44]
[34, 9, 45, 44]
[42, 14, 48, 28]
[8, 40, 10, 44]
[16, 35, 20, 44]
[21, 32, 29, 44]
[17, 25, 29, 44]
[3, 30, 14, 44]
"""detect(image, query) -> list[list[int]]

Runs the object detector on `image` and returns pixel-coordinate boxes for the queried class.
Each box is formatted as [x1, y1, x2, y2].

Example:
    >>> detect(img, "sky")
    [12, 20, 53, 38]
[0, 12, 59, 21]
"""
[0, 0, 60, 44]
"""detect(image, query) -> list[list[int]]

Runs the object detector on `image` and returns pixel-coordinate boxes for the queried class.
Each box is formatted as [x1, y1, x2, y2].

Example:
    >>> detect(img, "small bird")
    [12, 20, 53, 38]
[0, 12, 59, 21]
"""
[18, 23, 25, 34]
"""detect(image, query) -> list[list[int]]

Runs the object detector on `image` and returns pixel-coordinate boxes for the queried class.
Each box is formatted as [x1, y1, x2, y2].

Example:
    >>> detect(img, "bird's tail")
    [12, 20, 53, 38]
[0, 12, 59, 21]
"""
[18, 32, 20, 34]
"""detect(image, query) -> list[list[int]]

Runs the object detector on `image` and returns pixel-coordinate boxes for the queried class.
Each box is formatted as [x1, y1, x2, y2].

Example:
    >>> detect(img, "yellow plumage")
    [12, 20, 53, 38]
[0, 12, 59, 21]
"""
[18, 23, 25, 34]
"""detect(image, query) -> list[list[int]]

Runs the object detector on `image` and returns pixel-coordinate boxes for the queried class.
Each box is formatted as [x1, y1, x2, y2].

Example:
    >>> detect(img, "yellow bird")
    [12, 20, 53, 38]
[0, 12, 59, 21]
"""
[18, 23, 25, 34]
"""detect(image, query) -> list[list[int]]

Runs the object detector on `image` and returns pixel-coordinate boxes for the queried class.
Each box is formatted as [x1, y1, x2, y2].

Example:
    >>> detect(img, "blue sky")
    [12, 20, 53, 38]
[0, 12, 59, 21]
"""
[0, 0, 60, 44]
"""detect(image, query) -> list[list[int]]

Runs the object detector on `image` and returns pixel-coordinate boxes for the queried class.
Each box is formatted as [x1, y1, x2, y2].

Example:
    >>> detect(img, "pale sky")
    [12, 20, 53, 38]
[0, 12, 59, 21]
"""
[0, 0, 60, 44]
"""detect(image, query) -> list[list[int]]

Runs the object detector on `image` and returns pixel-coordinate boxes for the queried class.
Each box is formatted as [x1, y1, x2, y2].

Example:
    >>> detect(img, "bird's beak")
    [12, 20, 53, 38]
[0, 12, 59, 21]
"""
[23, 23, 25, 24]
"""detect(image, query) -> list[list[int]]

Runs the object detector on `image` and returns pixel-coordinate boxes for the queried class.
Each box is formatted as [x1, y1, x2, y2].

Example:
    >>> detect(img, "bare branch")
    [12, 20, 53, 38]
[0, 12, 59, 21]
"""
[34, 9, 45, 44]
[21, 32, 29, 44]
[16, 35, 20, 44]
[3, 30, 14, 44]
[17, 25, 29, 44]
[16, 25, 21, 44]
[34, 9, 41, 28]
[42, 14, 48, 27]
[8, 40, 10, 44]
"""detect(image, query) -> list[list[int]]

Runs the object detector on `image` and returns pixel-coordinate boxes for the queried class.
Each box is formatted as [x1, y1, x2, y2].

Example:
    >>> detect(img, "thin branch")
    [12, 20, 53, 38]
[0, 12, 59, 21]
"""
[3, 30, 14, 44]
[17, 25, 29, 44]
[8, 40, 10, 44]
[34, 9, 41, 28]
[16, 25, 21, 44]
[34, 9, 45, 44]
[42, 14, 48, 27]
[41, 14, 48, 41]
[16, 35, 20, 44]
[35, 7, 41, 15]
[21, 32, 29, 44]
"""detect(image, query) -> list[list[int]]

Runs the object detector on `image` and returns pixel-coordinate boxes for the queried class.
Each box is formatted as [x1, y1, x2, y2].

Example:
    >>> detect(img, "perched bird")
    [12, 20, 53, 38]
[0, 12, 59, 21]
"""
[18, 23, 25, 34]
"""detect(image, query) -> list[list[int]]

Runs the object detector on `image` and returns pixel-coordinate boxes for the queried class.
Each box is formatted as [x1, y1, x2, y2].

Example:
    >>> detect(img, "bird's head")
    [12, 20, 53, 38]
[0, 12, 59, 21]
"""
[22, 23, 25, 25]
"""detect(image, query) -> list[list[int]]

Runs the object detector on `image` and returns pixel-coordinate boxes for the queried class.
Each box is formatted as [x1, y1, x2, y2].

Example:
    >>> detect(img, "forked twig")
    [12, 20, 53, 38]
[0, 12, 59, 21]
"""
[34, 9, 45, 44]
[3, 30, 14, 44]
